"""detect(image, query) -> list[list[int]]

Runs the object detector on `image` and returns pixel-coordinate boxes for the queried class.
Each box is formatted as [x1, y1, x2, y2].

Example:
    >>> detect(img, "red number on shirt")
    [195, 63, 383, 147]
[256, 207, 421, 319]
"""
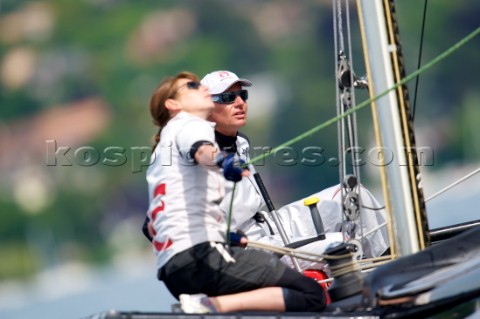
[151, 183, 166, 220]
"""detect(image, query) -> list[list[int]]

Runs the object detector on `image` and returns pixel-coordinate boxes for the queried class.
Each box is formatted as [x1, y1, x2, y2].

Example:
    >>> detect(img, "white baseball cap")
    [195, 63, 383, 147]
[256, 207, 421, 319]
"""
[200, 70, 252, 94]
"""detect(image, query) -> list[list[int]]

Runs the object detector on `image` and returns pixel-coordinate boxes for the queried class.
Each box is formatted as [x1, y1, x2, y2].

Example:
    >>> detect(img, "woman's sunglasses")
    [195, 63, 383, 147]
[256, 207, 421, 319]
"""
[181, 81, 201, 90]
[172, 81, 202, 97]
[211, 90, 248, 104]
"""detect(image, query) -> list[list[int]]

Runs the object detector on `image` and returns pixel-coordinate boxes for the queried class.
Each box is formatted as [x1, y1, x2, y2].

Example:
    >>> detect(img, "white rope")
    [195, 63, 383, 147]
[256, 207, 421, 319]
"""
[247, 240, 350, 261]
[362, 221, 388, 238]
[246, 239, 393, 277]
[426, 167, 480, 202]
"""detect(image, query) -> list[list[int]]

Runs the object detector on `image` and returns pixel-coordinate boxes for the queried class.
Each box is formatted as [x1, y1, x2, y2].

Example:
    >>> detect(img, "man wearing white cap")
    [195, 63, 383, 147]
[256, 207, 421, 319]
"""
[200, 70, 389, 267]
[200, 70, 265, 231]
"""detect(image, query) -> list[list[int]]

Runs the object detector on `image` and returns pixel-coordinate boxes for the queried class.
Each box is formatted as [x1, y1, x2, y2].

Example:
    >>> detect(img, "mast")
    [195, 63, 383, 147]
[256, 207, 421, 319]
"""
[356, 0, 430, 257]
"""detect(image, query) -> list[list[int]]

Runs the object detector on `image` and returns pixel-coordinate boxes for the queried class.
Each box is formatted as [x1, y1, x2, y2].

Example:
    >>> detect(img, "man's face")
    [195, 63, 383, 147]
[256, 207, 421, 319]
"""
[208, 83, 248, 136]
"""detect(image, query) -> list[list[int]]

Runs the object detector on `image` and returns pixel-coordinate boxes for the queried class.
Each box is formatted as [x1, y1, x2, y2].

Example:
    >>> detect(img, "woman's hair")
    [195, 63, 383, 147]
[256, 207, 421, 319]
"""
[150, 71, 199, 150]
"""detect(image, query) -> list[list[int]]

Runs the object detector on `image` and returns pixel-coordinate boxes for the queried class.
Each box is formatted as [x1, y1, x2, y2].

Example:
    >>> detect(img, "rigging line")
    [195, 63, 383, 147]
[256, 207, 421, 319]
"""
[251, 239, 390, 266]
[333, 0, 346, 189]
[345, 0, 361, 181]
[334, 0, 347, 224]
[412, 0, 428, 121]
[247, 26, 480, 166]
[344, 0, 365, 245]
[425, 167, 480, 203]
[225, 182, 237, 246]
[248, 240, 351, 260]
[362, 221, 387, 238]
[362, 205, 386, 211]
[336, 0, 345, 53]
[250, 240, 392, 274]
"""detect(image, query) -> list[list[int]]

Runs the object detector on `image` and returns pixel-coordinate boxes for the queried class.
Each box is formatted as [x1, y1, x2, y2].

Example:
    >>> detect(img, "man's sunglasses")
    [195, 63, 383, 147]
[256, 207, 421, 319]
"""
[211, 90, 248, 104]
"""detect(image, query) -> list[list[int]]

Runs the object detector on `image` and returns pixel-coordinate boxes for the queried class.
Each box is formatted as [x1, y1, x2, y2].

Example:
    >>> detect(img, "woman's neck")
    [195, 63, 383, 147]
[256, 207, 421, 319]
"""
[178, 109, 211, 120]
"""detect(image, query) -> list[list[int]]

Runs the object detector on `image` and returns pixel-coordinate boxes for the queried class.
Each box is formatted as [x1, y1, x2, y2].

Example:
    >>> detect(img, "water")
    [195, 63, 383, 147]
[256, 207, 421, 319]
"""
[0, 254, 176, 319]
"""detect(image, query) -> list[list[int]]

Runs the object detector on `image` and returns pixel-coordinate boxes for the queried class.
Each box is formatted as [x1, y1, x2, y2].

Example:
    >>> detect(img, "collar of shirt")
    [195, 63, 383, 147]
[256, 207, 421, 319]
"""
[215, 130, 237, 153]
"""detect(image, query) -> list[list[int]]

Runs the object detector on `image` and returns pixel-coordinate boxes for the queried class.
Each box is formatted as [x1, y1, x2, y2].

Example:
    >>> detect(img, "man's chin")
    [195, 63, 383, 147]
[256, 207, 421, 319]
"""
[233, 119, 247, 127]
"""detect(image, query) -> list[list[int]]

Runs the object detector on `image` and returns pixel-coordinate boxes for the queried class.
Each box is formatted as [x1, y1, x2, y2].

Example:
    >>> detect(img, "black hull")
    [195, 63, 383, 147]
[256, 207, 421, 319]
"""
[83, 226, 480, 319]
[84, 294, 480, 319]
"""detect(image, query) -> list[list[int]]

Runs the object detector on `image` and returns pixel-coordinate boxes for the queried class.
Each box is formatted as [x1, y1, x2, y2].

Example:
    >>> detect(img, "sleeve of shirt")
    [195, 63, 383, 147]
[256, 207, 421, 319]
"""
[176, 118, 216, 163]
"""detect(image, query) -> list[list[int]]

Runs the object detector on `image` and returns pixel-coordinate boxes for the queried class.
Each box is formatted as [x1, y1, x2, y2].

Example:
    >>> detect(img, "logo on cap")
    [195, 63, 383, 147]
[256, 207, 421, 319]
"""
[217, 71, 234, 81]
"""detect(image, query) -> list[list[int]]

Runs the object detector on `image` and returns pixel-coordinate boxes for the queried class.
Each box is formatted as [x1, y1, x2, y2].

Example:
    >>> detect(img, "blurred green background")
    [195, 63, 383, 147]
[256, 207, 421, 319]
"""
[0, 0, 478, 284]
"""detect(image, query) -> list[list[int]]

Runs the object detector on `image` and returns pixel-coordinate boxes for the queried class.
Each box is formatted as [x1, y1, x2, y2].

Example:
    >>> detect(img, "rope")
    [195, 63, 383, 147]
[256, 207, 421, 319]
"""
[247, 240, 351, 261]
[333, 0, 345, 196]
[247, 26, 480, 166]
[363, 221, 387, 238]
[335, 0, 345, 53]
[247, 239, 393, 276]
[425, 167, 480, 203]
[333, 0, 362, 182]
[225, 182, 237, 245]
[412, 0, 429, 120]
[333, 0, 363, 238]
[344, 0, 361, 182]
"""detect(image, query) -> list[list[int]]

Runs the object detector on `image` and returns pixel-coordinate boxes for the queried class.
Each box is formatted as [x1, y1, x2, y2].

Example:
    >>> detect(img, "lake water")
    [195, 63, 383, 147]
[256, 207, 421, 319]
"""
[0, 253, 176, 319]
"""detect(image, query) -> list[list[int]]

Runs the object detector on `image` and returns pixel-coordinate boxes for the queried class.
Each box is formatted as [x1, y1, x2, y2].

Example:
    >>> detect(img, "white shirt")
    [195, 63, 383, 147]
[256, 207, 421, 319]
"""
[146, 112, 226, 270]
[219, 134, 265, 228]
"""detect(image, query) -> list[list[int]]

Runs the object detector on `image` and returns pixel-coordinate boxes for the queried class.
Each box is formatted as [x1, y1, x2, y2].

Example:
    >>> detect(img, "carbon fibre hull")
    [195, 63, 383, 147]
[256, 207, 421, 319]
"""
[83, 226, 480, 319]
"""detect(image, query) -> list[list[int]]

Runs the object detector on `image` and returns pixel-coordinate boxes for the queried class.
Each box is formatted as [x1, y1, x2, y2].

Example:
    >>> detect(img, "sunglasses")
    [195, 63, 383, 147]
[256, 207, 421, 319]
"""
[172, 81, 202, 97]
[182, 81, 201, 90]
[211, 90, 248, 104]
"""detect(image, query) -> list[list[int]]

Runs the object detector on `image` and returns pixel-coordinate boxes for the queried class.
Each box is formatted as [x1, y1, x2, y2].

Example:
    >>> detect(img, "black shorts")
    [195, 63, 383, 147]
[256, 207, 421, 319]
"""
[159, 241, 289, 299]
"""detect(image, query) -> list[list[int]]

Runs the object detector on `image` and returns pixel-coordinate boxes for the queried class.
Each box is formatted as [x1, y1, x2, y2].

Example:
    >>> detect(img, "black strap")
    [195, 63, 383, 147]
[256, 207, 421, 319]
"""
[189, 141, 214, 163]
[253, 212, 275, 235]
